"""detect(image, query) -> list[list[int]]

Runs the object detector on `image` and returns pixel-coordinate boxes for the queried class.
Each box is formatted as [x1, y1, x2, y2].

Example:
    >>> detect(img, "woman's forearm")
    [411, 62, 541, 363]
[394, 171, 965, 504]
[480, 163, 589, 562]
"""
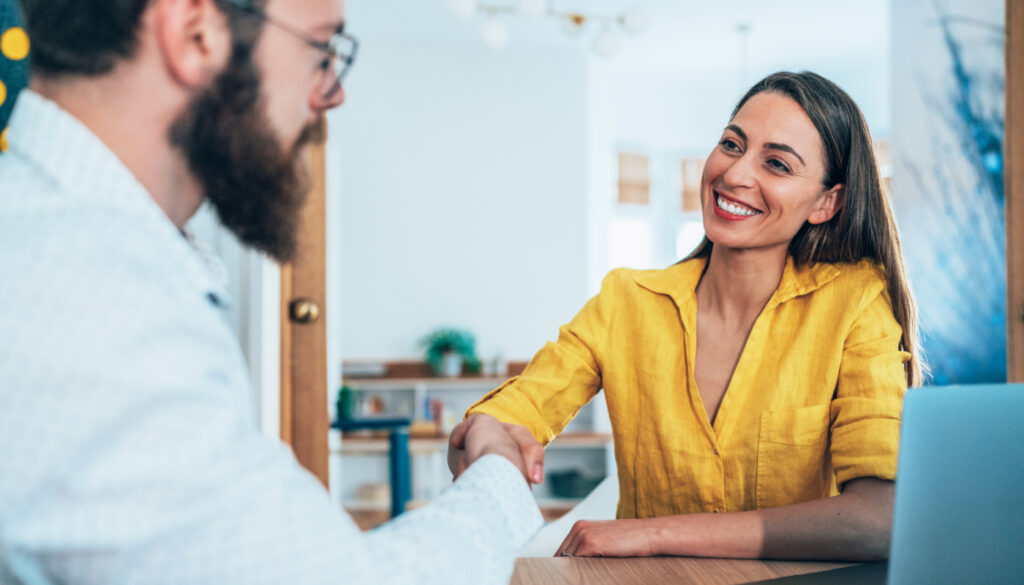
[558, 478, 893, 560]
[652, 478, 894, 561]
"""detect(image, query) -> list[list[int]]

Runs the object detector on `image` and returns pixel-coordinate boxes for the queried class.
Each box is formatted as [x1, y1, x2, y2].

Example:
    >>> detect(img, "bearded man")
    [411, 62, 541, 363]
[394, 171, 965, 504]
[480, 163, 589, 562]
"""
[0, 1, 543, 583]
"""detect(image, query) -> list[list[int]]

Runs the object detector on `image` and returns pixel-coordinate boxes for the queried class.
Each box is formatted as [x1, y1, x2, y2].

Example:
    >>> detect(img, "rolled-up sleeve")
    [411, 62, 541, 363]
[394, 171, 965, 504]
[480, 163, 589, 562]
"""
[466, 270, 624, 445]
[829, 283, 910, 488]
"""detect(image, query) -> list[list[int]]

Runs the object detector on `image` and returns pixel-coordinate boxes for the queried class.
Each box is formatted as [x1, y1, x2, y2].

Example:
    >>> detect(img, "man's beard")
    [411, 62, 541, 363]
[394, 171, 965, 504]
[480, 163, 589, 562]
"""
[168, 52, 325, 263]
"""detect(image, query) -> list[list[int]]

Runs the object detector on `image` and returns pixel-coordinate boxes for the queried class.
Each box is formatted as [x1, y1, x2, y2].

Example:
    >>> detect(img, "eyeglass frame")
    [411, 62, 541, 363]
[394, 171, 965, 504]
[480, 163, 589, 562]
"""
[215, 0, 358, 100]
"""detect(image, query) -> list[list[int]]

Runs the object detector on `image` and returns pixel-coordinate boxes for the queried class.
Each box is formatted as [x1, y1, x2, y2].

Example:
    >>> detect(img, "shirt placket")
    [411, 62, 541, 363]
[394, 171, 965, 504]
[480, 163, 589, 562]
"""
[676, 295, 728, 515]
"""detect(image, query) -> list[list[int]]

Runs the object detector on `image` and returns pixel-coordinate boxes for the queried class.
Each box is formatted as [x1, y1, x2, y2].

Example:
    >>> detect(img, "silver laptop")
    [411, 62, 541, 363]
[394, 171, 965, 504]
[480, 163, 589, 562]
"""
[888, 383, 1024, 584]
[750, 383, 1024, 585]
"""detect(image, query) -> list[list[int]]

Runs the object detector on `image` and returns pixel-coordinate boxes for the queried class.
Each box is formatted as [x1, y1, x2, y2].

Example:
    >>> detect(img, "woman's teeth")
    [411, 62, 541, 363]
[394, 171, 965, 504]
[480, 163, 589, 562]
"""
[716, 195, 760, 216]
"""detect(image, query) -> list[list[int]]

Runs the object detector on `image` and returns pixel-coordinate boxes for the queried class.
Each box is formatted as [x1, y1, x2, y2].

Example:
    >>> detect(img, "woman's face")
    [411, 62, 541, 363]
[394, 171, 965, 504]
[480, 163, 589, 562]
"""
[700, 91, 843, 255]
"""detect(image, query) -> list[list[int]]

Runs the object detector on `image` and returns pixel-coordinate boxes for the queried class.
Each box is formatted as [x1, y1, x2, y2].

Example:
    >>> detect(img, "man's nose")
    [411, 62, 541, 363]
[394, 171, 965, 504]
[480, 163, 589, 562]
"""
[313, 84, 346, 111]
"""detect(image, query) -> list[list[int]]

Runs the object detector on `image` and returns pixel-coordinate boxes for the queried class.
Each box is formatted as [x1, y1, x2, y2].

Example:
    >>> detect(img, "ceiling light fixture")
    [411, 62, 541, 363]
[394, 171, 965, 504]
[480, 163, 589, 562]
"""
[517, 0, 547, 19]
[448, 0, 647, 57]
[481, 16, 510, 49]
[450, 0, 477, 21]
[561, 13, 586, 37]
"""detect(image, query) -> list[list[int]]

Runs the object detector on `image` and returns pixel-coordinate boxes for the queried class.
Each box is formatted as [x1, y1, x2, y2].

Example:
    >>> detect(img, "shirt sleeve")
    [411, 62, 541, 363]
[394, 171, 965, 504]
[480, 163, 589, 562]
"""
[829, 279, 911, 488]
[465, 269, 622, 444]
[3, 370, 541, 585]
[0, 268, 541, 585]
[363, 455, 543, 585]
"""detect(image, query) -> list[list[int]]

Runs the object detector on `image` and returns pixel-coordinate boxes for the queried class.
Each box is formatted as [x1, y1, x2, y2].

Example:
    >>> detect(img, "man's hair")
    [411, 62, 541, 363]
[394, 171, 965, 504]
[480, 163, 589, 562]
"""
[18, 0, 154, 76]
[17, 0, 264, 77]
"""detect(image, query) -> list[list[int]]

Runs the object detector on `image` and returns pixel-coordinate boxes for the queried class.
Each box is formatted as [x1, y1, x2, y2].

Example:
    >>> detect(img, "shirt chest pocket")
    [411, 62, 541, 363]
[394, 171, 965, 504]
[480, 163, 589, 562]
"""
[755, 403, 833, 510]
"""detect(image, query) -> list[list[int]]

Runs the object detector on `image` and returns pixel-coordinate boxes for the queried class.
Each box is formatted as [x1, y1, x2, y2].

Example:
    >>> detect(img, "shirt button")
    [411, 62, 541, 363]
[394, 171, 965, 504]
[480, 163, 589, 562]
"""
[713, 448, 719, 456]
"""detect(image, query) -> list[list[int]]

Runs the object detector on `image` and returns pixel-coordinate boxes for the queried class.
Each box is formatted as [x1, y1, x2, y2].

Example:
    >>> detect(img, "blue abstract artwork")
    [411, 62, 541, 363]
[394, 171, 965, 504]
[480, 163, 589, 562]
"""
[892, 1, 1006, 384]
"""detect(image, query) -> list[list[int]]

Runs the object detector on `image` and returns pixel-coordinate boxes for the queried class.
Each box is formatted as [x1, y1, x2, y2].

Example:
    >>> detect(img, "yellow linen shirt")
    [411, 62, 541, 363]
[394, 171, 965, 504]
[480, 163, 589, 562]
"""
[467, 256, 910, 519]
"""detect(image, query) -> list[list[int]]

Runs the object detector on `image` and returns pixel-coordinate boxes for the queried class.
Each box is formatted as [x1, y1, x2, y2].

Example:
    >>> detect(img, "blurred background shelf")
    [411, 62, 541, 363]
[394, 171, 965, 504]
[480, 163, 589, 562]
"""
[332, 361, 615, 527]
[335, 431, 611, 455]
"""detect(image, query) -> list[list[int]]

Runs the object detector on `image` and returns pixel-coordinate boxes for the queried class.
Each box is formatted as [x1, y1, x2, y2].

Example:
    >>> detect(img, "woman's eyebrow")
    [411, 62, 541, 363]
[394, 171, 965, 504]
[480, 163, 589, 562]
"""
[724, 124, 805, 166]
[725, 124, 747, 142]
[765, 142, 806, 166]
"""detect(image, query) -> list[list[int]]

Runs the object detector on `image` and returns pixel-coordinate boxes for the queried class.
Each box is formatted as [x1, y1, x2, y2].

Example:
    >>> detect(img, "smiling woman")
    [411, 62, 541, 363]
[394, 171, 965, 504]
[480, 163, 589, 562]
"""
[687, 72, 922, 389]
[455, 70, 922, 561]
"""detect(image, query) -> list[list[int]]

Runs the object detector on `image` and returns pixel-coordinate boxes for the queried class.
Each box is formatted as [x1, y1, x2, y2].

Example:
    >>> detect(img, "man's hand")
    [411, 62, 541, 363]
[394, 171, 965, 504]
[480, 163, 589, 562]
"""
[447, 414, 545, 485]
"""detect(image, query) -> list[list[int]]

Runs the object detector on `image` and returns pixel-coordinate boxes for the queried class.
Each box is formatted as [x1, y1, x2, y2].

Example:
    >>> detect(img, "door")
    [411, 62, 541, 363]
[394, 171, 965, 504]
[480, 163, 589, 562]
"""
[279, 130, 330, 488]
[1009, 1, 1023, 382]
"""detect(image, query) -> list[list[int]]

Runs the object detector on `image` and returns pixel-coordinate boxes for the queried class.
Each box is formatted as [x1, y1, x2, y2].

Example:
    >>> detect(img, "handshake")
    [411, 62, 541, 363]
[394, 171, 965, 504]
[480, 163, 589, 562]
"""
[447, 414, 546, 485]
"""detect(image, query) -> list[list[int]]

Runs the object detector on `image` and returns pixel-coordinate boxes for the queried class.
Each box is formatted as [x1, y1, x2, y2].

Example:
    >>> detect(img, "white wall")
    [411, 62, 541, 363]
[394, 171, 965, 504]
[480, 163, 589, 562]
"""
[584, 0, 891, 152]
[584, 11, 890, 288]
[330, 2, 591, 362]
[329, 2, 891, 364]
[188, 1, 891, 421]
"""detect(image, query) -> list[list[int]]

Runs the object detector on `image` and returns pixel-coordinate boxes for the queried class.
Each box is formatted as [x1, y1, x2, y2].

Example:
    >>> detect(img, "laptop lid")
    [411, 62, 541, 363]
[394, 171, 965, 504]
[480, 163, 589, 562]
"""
[888, 384, 1024, 585]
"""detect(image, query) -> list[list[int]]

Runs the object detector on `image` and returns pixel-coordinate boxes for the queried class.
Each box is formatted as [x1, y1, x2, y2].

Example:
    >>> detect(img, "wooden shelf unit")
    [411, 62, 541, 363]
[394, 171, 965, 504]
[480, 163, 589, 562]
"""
[335, 432, 612, 455]
[334, 362, 614, 524]
[341, 376, 515, 391]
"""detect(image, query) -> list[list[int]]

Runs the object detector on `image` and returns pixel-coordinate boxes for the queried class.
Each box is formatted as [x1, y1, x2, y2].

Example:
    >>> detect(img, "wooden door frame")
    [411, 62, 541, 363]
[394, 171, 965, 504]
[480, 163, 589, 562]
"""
[279, 136, 330, 488]
[1008, 0, 1023, 382]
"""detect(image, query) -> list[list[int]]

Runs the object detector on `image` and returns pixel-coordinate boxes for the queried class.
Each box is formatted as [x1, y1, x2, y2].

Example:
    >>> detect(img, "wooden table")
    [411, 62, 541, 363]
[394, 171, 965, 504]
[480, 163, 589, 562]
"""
[511, 557, 854, 585]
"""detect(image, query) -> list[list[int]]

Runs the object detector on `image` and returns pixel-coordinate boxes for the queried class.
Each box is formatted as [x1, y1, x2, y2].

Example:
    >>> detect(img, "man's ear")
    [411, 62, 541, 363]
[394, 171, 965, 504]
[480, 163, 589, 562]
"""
[153, 0, 232, 88]
[807, 183, 844, 225]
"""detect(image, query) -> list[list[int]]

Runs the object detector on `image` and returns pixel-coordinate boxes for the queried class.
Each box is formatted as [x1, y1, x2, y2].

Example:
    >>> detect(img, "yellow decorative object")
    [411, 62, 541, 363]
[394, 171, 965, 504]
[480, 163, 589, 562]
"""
[1, 127, 8, 153]
[0, 79, 6, 107]
[1, 26, 29, 61]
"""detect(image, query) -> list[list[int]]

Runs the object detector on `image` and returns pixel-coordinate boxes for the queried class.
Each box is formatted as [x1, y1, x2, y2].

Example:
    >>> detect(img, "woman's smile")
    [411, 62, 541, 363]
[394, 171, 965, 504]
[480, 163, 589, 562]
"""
[713, 191, 764, 220]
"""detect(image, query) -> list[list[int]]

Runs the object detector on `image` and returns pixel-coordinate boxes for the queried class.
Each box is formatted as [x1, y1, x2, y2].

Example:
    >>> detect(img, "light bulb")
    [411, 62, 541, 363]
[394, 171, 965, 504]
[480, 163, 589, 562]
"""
[592, 26, 619, 57]
[562, 13, 586, 37]
[481, 17, 509, 49]
[619, 7, 647, 35]
[449, 0, 477, 21]
[517, 0, 547, 18]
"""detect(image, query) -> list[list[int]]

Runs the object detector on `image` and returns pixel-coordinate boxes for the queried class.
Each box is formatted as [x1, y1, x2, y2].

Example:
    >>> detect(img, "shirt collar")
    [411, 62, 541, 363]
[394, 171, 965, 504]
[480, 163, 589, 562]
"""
[630, 255, 842, 310]
[8, 90, 147, 208]
[7, 90, 230, 306]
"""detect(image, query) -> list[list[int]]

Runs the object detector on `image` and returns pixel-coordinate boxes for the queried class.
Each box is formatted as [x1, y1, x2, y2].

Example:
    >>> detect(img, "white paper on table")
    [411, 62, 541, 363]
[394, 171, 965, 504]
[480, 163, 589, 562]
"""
[517, 475, 619, 557]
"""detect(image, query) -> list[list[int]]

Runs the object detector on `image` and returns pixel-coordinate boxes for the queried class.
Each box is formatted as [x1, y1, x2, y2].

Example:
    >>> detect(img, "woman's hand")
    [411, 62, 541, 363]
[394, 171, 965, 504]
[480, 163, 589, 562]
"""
[447, 414, 545, 485]
[556, 519, 661, 557]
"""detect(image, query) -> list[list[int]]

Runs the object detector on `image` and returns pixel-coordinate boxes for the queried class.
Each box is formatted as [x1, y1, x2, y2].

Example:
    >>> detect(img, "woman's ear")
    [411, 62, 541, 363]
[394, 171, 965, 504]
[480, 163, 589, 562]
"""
[807, 183, 845, 225]
[153, 0, 232, 88]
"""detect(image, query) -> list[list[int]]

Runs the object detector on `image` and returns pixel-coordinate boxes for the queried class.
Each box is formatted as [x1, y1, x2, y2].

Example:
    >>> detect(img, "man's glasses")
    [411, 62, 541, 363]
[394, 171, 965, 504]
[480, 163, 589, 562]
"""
[216, 0, 358, 100]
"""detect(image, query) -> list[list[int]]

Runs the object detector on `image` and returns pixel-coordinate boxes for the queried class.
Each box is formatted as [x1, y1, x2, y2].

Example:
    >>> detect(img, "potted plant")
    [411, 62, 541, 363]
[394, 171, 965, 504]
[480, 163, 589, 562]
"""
[419, 328, 481, 377]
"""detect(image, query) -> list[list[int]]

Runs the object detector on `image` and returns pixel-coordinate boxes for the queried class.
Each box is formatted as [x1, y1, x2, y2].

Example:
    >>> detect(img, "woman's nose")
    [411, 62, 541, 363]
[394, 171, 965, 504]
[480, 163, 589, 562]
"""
[720, 153, 757, 190]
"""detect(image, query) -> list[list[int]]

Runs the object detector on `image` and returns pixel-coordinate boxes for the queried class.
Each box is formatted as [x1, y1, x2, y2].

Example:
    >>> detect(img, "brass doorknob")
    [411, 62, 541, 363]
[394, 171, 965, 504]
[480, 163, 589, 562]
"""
[289, 298, 321, 324]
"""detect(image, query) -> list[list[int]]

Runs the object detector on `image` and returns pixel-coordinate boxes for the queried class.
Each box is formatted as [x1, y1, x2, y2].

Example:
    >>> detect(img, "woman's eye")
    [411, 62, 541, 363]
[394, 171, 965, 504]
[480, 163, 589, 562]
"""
[767, 159, 791, 173]
[319, 58, 332, 71]
[719, 139, 741, 152]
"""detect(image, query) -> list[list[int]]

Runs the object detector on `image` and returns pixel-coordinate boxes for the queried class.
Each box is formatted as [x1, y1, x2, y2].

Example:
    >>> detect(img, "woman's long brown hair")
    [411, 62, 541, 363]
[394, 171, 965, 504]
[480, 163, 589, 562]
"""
[685, 71, 925, 387]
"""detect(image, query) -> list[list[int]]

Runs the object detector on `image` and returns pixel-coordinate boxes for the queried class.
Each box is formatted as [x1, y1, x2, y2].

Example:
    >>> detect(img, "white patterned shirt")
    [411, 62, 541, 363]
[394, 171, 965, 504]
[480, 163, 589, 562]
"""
[0, 91, 542, 585]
